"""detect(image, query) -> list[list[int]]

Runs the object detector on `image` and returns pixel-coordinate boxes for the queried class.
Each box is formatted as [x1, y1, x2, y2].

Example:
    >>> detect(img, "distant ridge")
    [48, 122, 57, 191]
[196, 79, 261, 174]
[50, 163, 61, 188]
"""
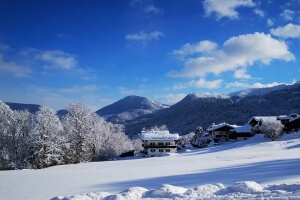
[95, 95, 169, 123]
[123, 81, 300, 136]
[229, 81, 300, 99]
[5, 102, 41, 113]
[96, 95, 168, 117]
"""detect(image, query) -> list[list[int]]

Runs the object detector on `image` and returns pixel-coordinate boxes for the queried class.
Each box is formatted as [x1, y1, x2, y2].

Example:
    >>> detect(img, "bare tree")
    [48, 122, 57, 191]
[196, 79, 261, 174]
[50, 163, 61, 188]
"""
[0, 101, 14, 169]
[259, 121, 283, 141]
[9, 110, 33, 169]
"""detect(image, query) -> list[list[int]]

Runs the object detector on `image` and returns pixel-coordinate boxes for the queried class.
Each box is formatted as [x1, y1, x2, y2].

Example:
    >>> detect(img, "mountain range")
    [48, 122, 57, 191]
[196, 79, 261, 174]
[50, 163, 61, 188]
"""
[104, 81, 300, 136]
[4, 81, 300, 136]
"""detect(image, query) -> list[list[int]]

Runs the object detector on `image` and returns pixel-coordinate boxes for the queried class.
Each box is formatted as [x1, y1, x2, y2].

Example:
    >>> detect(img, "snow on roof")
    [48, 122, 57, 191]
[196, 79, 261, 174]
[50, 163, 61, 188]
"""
[277, 115, 291, 120]
[207, 122, 238, 131]
[141, 130, 179, 140]
[248, 116, 278, 124]
[277, 113, 299, 121]
[234, 124, 251, 133]
[290, 115, 300, 122]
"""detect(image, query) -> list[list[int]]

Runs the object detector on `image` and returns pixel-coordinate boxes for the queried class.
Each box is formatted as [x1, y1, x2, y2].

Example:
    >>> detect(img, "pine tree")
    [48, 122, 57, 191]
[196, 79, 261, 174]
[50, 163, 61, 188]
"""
[191, 126, 207, 148]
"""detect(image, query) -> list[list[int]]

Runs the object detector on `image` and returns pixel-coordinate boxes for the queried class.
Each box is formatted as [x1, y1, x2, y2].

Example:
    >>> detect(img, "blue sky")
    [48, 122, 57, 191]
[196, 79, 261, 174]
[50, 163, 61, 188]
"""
[0, 0, 300, 110]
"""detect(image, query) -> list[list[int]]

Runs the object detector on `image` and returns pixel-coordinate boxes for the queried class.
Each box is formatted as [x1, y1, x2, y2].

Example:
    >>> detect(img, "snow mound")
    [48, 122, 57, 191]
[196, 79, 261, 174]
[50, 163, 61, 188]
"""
[53, 182, 300, 200]
[217, 181, 264, 194]
[103, 187, 148, 200]
[145, 184, 187, 198]
[51, 192, 111, 200]
[184, 183, 225, 198]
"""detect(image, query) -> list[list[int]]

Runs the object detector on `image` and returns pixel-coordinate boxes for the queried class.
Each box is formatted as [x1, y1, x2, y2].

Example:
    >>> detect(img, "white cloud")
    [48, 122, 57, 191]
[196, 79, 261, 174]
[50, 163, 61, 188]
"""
[226, 81, 251, 88]
[172, 78, 222, 90]
[59, 85, 99, 94]
[189, 78, 223, 89]
[141, 78, 149, 82]
[155, 93, 186, 105]
[0, 44, 10, 51]
[203, 0, 255, 20]
[144, 5, 162, 15]
[280, 9, 294, 21]
[119, 87, 135, 95]
[251, 82, 281, 88]
[226, 81, 285, 89]
[270, 23, 300, 38]
[0, 54, 31, 77]
[254, 8, 265, 17]
[172, 84, 187, 90]
[267, 19, 274, 26]
[125, 31, 164, 41]
[171, 40, 218, 59]
[234, 68, 251, 79]
[168, 32, 294, 78]
[36, 50, 77, 69]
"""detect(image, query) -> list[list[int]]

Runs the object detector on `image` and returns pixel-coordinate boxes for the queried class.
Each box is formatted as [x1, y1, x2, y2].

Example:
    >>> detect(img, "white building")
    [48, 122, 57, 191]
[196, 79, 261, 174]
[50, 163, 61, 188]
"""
[141, 130, 179, 157]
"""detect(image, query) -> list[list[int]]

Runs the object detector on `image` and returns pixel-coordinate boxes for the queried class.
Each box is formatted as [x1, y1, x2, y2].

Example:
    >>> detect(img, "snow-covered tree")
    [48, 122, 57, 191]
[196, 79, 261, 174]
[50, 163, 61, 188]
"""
[178, 132, 195, 147]
[191, 126, 207, 148]
[0, 101, 14, 169]
[29, 106, 65, 168]
[158, 124, 168, 131]
[131, 136, 143, 154]
[96, 123, 133, 161]
[9, 110, 33, 169]
[62, 103, 96, 163]
[259, 121, 283, 141]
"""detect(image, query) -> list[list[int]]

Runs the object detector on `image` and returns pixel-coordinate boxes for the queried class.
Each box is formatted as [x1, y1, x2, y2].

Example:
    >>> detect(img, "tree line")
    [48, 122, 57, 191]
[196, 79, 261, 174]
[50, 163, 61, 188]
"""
[0, 101, 142, 170]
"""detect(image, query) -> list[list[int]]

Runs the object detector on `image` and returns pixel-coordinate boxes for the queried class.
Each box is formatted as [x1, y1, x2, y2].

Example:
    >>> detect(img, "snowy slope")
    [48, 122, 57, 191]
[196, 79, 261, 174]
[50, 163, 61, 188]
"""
[1, 132, 300, 200]
[229, 81, 300, 98]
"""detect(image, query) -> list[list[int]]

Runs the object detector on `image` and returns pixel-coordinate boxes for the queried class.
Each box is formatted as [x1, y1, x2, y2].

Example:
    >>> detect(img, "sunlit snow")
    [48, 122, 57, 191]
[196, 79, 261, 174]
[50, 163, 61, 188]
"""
[1, 132, 300, 200]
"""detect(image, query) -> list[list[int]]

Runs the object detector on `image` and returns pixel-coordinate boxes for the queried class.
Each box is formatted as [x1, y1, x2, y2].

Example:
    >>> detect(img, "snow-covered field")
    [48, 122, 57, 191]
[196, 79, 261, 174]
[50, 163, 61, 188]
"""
[1, 133, 300, 200]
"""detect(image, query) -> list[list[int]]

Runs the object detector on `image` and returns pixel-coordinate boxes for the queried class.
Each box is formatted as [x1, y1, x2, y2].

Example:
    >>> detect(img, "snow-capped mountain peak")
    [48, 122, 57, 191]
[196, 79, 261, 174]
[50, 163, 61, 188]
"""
[229, 81, 300, 98]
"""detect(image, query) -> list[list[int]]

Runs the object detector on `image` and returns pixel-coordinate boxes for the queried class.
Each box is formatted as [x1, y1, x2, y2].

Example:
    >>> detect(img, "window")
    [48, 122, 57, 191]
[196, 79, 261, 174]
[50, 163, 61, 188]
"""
[165, 149, 170, 152]
[150, 142, 155, 146]
[166, 142, 170, 145]
[159, 149, 164, 152]
[150, 149, 155, 152]
[158, 142, 164, 145]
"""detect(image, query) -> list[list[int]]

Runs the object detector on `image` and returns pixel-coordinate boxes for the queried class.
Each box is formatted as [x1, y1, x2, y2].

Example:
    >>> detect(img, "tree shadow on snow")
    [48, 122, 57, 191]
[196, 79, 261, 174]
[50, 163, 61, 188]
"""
[92, 158, 300, 193]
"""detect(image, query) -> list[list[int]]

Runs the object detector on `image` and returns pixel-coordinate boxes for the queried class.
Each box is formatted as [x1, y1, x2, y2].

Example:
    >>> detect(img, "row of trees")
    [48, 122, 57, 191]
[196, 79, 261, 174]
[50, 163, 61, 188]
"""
[0, 101, 141, 170]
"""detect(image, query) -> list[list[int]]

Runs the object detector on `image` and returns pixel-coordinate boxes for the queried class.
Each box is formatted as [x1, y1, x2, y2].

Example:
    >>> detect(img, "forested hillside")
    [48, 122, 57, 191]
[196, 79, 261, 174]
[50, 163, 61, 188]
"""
[124, 83, 300, 135]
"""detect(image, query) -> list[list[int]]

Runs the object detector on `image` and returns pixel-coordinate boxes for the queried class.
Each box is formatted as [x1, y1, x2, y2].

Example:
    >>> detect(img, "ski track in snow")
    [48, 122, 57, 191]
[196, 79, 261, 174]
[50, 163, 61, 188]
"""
[1, 132, 300, 200]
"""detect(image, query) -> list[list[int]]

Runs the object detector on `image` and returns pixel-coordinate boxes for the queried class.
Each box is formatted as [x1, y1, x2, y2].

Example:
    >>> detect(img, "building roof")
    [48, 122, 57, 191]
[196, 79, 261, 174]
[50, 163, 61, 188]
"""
[234, 124, 251, 133]
[277, 115, 292, 120]
[248, 116, 278, 124]
[290, 115, 300, 123]
[207, 122, 238, 131]
[277, 113, 299, 121]
[141, 130, 179, 140]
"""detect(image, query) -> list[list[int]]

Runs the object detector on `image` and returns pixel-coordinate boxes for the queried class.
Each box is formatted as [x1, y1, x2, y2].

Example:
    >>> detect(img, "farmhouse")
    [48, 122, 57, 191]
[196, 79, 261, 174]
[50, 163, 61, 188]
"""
[141, 130, 179, 157]
[277, 113, 300, 133]
[207, 123, 252, 143]
[207, 123, 237, 143]
[287, 115, 300, 132]
[232, 124, 252, 141]
[248, 116, 278, 133]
